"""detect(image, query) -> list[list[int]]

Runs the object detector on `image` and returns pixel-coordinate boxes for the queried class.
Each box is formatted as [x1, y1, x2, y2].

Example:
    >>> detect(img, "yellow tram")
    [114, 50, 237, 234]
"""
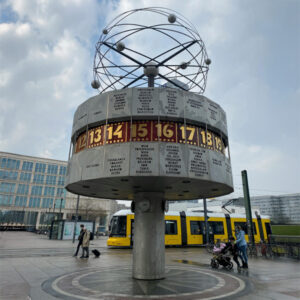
[107, 210, 272, 247]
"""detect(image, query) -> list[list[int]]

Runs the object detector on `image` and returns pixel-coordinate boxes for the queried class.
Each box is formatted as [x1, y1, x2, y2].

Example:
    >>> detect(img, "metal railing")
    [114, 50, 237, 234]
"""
[205, 235, 300, 260]
[248, 235, 300, 260]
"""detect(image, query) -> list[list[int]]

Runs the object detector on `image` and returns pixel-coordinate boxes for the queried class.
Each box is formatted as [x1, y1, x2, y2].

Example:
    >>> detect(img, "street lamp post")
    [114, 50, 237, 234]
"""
[203, 198, 209, 245]
[60, 198, 63, 215]
[22, 203, 26, 230]
[72, 195, 80, 244]
[241, 170, 255, 245]
[47, 206, 51, 236]
[59, 189, 64, 218]
[44, 208, 47, 231]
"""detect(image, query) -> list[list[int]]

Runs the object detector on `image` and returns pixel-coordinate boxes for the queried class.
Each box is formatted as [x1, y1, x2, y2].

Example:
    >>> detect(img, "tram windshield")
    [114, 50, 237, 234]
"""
[110, 216, 126, 237]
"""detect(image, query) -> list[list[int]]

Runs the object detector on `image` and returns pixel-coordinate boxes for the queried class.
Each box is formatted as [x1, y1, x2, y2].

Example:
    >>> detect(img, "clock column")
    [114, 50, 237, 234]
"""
[132, 192, 165, 279]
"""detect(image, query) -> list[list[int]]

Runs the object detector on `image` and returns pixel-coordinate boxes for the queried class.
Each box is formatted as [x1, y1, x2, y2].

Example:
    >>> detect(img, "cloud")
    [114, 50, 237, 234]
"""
[0, 0, 105, 159]
[226, 141, 299, 199]
[8, 0, 101, 42]
[0, 0, 299, 199]
[231, 142, 281, 173]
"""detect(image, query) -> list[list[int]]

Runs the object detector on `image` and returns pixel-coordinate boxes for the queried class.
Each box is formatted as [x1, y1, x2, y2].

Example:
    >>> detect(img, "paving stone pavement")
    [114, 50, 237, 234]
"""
[0, 231, 299, 300]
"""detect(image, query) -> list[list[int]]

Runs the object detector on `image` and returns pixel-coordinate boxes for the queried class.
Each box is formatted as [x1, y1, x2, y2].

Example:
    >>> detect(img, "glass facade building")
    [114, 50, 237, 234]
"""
[0, 151, 119, 230]
[0, 152, 67, 229]
[0, 154, 66, 209]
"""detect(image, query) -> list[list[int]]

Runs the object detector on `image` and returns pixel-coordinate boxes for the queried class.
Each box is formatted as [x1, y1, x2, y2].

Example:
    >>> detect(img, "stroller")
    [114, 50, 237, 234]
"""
[210, 242, 233, 270]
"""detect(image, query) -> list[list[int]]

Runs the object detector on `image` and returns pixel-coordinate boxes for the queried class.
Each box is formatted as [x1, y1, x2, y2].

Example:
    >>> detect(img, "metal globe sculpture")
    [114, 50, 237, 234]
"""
[93, 7, 211, 93]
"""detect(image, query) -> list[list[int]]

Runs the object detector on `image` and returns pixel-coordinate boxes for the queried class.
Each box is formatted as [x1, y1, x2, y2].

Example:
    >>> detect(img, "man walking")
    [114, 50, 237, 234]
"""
[80, 227, 91, 258]
[73, 224, 85, 257]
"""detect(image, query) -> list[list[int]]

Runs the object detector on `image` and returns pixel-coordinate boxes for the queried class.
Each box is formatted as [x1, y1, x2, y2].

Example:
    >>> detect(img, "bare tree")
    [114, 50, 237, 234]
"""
[78, 199, 106, 221]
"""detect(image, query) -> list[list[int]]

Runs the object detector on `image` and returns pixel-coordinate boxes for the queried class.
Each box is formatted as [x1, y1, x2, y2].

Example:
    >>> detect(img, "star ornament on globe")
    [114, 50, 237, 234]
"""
[92, 7, 211, 94]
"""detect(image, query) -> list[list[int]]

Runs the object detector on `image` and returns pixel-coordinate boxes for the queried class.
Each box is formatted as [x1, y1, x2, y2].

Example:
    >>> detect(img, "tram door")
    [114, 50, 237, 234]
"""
[200, 221, 213, 244]
[130, 219, 135, 246]
[208, 223, 214, 244]
[200, 221, 207, 244]
[180, 211, 187, 246]
[225, 214, 232, 239]
[256, 216, 265, 242]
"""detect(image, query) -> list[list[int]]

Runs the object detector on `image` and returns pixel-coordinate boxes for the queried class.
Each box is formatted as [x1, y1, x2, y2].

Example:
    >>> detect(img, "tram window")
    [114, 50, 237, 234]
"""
[208, 221, 224, 235]
[265, 222, 272, 235]
[165, 220, 177, 235]
[110, 216, 126, 237]
[190, 221, 201, 235]
[234, 222, 257, 234]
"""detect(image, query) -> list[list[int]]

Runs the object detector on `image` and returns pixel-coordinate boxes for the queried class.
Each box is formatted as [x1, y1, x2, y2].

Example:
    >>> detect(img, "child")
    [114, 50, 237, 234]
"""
[213, 239, 226, 254]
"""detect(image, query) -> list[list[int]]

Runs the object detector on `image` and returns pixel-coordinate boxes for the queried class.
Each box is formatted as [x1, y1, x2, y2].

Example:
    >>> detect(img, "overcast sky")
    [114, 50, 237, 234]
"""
[0, 0, 299, 201]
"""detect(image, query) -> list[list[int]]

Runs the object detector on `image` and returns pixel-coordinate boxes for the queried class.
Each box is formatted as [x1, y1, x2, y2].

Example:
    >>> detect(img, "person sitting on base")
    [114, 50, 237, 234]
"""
[80, 227, 91, 258]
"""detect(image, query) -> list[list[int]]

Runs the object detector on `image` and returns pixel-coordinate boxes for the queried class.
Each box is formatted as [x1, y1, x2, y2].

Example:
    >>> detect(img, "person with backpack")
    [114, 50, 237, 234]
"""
[80, 227, 91, 258]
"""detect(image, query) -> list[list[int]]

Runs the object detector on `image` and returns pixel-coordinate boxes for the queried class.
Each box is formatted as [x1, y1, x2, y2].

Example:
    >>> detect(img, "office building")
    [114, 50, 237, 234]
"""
[0, 151, 120, 231]
[222, 194, 300, 224]
[250, 194, 300, 224]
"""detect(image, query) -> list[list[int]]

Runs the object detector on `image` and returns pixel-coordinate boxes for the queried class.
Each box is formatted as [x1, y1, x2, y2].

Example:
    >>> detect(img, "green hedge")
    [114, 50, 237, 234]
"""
[271, 225, 300, 236]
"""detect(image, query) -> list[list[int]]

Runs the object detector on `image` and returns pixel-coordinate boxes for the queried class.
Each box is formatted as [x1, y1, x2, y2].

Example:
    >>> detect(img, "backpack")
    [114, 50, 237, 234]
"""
[89, 232, 94, 241]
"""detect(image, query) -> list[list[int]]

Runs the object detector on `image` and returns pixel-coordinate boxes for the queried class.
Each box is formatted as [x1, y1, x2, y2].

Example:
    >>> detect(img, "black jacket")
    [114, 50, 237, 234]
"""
[78, 229, 84, 242]
[222, 242, 239, 256]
